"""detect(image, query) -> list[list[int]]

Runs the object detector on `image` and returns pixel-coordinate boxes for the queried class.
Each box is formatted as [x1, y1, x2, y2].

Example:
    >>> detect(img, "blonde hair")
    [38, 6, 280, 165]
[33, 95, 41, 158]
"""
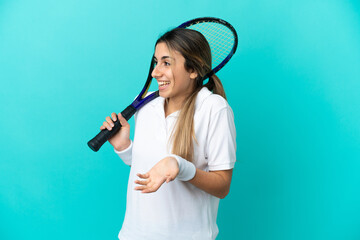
[156, 28, 226, 161]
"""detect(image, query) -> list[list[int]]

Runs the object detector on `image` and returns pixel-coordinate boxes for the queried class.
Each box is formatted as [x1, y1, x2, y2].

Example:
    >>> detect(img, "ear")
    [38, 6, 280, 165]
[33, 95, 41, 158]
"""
[190, 71, 198, 80]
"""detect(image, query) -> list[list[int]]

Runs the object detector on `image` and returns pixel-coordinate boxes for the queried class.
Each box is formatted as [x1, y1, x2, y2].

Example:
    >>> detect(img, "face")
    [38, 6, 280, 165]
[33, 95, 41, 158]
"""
[152, 42, 198, 105]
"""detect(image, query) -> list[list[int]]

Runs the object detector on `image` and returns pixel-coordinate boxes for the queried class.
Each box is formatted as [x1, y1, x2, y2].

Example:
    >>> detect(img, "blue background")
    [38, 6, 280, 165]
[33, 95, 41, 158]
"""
[1, 0, 360, 239]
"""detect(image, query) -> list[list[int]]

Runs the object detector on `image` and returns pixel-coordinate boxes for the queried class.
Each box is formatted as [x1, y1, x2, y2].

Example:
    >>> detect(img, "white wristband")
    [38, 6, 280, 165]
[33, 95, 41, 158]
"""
[169, 154, 196, 181]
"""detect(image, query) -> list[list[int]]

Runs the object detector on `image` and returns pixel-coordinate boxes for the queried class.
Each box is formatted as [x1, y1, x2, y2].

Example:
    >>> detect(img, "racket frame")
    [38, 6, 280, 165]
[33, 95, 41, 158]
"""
[177, 17, 238, 76]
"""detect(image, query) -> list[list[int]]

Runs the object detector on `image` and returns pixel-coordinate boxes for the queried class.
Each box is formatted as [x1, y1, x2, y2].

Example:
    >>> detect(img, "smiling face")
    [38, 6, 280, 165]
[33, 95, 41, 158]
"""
[152, 42, 198, 107]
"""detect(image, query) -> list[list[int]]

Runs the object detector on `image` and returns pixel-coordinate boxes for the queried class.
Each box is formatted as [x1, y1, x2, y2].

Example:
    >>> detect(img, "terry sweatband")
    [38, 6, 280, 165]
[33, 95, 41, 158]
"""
[169, 154, 196, 181]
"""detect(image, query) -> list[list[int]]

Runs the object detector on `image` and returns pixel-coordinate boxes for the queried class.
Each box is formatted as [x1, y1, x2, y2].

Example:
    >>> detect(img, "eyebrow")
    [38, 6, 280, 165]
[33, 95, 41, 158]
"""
[153, 56, 173, 61]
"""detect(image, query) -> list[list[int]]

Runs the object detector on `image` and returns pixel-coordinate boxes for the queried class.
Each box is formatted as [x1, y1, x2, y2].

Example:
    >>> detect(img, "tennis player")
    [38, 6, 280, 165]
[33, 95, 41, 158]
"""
[101, 28, 236, 240]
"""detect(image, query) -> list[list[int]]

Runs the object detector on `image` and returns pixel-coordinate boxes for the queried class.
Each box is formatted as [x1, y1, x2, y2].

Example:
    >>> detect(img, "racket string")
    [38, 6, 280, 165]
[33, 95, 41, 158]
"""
[187, 22, 235, 68]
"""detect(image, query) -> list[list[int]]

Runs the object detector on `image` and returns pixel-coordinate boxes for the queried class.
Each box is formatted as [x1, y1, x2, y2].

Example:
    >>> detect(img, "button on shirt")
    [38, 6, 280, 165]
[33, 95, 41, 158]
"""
[115, 87, 236, 240]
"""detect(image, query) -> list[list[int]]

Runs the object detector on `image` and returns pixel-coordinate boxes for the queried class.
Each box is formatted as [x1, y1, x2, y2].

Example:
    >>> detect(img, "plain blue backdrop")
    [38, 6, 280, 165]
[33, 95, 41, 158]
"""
[1, 0, 359, 239]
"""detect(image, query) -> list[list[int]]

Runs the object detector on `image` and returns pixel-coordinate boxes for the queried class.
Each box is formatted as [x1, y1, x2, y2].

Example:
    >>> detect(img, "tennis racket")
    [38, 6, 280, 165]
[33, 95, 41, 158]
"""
[87, 17, 238, 152]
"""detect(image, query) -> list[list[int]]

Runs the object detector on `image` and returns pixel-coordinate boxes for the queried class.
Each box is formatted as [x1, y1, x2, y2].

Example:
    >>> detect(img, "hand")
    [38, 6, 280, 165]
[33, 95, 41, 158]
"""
[100, 113, 131, 151]
[134, 157, 179, 193]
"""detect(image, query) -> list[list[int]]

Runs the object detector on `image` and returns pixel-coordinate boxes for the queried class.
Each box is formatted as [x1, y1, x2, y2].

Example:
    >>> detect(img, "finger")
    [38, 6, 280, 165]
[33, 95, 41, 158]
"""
[103, 121, 113, 131]
[137, 173, 150, 179]
[111, 112, 117, 122]
[134, 179, 150, 186]
[166, 176, 173, 183]
[105, 116, 115, 127]
[134, 185, 146, 191]
[141, 189, 152, 193]
[142, 182, 161, 193]
[118, 113, 129, 127]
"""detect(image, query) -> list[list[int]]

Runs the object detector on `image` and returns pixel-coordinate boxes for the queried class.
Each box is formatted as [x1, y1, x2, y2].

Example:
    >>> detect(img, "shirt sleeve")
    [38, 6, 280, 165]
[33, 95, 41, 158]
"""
[114, 140, 133, 166]
[207, 106, 236, 171]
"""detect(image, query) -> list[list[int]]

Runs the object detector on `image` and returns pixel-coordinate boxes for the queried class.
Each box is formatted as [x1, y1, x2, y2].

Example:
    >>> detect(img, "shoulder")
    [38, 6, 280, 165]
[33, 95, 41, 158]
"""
[196, 87, 231, 114]
[134, 92, 164, 120]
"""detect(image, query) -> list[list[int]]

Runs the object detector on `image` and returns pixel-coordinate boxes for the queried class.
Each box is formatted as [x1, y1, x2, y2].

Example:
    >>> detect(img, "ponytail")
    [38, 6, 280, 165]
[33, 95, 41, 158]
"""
[204, 74, 227, 100]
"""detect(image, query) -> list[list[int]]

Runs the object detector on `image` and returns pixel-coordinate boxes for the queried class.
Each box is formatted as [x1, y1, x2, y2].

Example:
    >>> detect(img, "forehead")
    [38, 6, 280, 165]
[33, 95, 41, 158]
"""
[154, 42, 183, 60]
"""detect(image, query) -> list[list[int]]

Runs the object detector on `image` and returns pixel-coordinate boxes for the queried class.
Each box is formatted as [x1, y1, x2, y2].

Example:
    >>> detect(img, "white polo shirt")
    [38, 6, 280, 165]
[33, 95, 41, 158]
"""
[115, 87, 236, 240]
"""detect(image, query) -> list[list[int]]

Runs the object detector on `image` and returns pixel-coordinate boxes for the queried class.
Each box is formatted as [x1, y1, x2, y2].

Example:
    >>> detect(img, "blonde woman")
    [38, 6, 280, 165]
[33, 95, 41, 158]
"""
[101, 28, 236, 240]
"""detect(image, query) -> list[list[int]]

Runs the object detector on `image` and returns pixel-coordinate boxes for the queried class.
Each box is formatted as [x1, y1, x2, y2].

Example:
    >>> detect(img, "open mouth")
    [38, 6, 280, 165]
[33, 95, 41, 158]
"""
[158, 81, 170, 87]
[158, 81, 170, 90]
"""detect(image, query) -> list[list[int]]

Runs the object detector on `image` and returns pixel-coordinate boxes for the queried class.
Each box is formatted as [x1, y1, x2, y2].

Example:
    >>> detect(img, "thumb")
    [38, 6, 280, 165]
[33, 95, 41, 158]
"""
[166, 176, 173, 183]
[118, 113, 129, 127]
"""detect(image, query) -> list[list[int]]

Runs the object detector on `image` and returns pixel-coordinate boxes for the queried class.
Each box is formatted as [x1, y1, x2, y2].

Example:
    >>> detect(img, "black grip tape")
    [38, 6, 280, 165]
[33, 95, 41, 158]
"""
[87, 104, 137, 152]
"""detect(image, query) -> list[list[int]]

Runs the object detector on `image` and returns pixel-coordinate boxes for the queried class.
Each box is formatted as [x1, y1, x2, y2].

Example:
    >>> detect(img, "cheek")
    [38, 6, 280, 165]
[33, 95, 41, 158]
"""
[173, 68, 192, 86]
[176, 77, 193, 91]
[165, 68, 174, 80]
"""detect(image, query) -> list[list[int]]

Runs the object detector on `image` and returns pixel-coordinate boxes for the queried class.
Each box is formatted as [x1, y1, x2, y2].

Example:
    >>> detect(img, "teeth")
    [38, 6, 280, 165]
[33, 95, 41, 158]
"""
[159, 81, 170, 87]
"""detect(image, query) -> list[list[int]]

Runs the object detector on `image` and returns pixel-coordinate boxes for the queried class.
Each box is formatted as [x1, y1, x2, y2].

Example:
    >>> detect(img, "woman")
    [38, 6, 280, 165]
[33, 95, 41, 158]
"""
[101, 28, 236, 240]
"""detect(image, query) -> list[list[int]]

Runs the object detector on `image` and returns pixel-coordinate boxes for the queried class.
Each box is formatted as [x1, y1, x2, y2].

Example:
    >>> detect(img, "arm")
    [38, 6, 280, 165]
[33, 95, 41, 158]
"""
[188, 168, 233, 199]
[134, 156, 233, 199]
[191, 104, 235, 199]
[101, 112, 132, 166]
[135, 102, 236, 197]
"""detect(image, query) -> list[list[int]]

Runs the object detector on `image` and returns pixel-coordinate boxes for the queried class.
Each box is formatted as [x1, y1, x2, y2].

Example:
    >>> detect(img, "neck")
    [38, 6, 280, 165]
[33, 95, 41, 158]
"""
[164, 96, 186, 118]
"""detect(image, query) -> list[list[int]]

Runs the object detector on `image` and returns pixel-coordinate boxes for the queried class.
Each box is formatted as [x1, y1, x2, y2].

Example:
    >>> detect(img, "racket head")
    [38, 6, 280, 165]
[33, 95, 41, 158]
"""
[177, 17, 238, 76]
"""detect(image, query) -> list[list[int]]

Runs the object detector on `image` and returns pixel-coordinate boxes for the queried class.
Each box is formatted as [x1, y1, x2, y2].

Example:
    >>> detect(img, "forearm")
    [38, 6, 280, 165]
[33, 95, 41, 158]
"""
[188, 168, 233, 199]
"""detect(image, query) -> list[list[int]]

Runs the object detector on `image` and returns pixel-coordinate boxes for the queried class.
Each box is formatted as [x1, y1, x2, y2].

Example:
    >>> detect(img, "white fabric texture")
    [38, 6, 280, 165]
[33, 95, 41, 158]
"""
[168, 154, 196, 181]
[115, 87, 236, 240]
[114, 140, 133, 166]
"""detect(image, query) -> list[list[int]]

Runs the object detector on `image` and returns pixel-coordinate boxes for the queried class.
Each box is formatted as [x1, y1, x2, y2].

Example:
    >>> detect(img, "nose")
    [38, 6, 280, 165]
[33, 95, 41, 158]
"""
[151, 64, 162, 79]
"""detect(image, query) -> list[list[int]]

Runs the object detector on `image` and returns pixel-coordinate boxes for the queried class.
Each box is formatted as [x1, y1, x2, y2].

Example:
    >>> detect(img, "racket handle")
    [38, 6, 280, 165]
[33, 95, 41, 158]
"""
[87, 104, 137, 152]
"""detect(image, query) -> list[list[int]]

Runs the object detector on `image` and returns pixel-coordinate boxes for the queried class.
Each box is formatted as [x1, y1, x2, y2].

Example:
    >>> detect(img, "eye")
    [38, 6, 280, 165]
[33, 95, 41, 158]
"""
[164, 61, 171, 66]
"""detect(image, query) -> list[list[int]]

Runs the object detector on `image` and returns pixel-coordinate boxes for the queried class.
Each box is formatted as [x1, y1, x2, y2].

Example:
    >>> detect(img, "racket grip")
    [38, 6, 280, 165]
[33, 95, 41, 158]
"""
[87, 104, 137, 152]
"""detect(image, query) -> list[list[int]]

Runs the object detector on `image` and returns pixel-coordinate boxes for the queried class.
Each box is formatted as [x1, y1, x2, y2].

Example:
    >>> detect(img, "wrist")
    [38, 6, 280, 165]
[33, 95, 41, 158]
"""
[114, 139, 131, 152]
[169, 154, 196, 181]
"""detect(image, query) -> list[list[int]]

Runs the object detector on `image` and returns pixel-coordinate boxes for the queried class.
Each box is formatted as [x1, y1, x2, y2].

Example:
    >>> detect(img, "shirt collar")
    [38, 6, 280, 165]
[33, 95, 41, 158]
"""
[148, 87, 213, 116]
[195, 87, 212, 110]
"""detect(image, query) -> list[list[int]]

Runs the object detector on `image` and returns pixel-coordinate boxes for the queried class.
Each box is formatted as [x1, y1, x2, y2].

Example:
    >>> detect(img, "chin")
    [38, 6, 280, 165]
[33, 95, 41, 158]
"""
[159, 89, 171, 99]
